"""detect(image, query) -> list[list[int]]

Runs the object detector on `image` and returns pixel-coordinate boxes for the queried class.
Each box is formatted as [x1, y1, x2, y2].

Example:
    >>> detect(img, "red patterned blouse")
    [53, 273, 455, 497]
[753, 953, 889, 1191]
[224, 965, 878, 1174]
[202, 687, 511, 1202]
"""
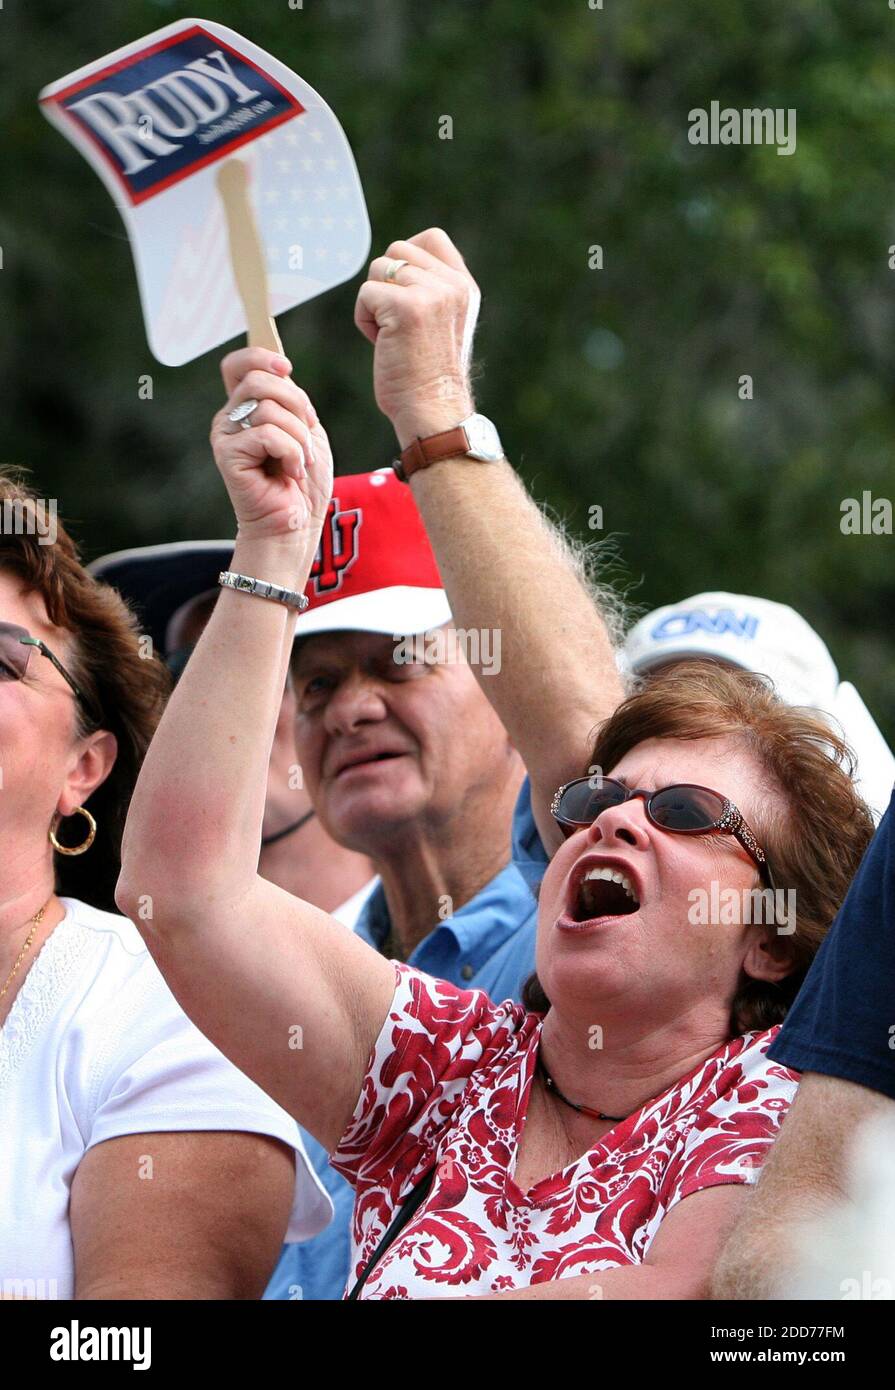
[332, 964, 799, 1299]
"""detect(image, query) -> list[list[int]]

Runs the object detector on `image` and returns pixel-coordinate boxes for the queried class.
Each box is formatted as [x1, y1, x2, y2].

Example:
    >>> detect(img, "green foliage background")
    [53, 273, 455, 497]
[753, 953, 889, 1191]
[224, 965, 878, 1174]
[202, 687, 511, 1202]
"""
[2, 0, 893, 739]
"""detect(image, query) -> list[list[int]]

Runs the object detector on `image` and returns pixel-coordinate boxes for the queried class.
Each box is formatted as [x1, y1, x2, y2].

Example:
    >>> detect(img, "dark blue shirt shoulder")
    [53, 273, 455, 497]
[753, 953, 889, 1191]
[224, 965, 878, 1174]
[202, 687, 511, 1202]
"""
[768, 792, 895, 1101]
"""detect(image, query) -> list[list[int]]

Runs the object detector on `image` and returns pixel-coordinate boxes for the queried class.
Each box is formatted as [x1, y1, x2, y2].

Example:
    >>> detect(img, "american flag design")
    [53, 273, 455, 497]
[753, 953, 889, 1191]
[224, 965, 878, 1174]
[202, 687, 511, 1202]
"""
[40, 19, 371, 365]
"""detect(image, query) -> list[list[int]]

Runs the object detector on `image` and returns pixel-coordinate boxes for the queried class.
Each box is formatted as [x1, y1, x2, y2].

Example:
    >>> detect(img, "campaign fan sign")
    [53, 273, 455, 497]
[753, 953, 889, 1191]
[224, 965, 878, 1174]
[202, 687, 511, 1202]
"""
[39, 19, 371, 365]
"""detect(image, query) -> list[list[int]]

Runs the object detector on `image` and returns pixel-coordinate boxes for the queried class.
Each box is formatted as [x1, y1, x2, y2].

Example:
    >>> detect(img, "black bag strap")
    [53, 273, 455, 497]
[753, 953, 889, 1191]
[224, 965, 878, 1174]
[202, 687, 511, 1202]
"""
[346, 1166, 436, 1301]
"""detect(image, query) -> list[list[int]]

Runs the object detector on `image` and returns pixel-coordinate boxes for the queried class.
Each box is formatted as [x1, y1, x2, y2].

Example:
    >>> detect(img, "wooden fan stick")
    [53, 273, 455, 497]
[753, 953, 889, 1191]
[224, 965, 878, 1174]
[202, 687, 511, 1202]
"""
[216, 157, 283, 353]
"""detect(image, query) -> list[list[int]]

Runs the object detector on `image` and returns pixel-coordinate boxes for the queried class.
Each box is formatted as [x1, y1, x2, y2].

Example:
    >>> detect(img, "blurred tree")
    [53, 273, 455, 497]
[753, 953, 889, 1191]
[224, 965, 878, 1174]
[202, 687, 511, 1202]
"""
[1, 0, 893, 739]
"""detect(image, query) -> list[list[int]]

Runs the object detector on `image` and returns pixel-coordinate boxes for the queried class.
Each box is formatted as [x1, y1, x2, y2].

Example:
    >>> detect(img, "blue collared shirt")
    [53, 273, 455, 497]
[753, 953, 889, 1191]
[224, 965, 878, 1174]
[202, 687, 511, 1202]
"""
[264, 786, 541, 1301]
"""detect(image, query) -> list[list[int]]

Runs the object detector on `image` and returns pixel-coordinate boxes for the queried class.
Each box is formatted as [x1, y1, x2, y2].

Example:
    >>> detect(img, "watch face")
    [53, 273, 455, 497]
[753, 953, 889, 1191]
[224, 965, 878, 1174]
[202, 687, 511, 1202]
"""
[465, 413, 503, 462]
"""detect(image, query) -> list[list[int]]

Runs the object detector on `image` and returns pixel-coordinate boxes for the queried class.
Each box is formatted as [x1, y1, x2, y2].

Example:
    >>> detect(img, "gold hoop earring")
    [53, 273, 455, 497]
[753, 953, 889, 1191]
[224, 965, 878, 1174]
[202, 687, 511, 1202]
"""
[49, 806, 97, 856]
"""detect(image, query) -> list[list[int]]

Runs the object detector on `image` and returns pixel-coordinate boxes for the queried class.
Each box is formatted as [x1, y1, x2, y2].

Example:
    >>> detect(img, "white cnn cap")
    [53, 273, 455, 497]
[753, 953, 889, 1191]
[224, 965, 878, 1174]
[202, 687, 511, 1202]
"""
[623, 591, 895, 822]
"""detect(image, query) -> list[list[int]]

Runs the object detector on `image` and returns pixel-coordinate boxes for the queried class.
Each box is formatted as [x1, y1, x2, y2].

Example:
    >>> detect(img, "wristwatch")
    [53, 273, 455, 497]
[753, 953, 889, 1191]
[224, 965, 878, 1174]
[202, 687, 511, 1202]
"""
[393, 413, 504, 482]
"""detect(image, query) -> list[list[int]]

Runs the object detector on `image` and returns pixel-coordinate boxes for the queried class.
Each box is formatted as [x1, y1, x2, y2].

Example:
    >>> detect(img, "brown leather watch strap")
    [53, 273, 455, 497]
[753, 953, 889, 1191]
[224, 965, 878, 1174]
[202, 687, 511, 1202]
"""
[394, 425, 471, 482]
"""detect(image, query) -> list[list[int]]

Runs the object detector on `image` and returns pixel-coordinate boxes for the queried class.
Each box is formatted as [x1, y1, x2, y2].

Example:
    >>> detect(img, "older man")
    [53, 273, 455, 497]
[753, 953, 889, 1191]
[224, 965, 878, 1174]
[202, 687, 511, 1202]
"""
[263, 229, 625, 1298]
[288, 468, 534, 984]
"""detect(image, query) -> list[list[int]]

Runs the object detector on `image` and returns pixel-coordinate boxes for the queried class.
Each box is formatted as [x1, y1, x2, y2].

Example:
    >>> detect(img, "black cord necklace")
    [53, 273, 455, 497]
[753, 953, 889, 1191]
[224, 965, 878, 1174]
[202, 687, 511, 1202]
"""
[261, 808, 316, 848]
[537, 1055, 625, 1123]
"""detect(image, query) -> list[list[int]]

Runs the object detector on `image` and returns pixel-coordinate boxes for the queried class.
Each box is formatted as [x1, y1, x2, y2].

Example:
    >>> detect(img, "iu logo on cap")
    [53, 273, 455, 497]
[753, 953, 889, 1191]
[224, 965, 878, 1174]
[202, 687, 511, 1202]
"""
[310, 498, 361, 595]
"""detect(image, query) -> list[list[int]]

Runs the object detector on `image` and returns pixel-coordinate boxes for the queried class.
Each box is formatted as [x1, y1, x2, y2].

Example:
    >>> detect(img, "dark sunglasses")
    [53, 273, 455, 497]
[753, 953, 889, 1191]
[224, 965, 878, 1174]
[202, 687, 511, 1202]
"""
[551, 776, 775, 888]
[0, 620, 99, 725]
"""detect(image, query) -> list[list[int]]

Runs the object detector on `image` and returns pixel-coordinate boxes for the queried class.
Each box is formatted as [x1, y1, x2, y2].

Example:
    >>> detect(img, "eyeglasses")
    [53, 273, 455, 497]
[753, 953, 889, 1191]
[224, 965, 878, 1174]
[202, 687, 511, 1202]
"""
[0, 620, 99, 725]
[550, 776, 775, 888]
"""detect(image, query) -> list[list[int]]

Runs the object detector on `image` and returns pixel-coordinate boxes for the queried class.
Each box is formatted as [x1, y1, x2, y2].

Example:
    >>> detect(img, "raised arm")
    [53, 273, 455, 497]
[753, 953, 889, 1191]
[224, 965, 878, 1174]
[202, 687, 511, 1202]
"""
[355, 228, 625, 851]
[116, 349, 395, 1152]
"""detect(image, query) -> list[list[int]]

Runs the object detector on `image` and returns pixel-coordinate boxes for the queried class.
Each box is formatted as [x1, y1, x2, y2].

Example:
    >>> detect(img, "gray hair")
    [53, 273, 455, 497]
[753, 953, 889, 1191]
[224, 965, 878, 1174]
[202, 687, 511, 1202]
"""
[536, 500, 639, 663]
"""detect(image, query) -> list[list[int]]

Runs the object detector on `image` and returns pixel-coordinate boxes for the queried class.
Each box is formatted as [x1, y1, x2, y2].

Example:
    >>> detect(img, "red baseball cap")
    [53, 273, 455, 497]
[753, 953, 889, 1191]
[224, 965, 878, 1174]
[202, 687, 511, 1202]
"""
[295, 467, 451, 638]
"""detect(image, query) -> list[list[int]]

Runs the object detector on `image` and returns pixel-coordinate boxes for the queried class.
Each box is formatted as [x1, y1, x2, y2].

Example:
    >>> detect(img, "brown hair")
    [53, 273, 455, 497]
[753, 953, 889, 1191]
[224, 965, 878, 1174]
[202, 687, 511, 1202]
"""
[0, 468, 171, 911]
[524, 660, 876, 1035]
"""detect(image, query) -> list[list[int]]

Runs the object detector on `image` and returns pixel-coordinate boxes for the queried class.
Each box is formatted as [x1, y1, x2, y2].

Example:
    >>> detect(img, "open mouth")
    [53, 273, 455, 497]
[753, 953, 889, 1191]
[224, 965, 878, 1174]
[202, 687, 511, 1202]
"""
[569, 867, 640, 923]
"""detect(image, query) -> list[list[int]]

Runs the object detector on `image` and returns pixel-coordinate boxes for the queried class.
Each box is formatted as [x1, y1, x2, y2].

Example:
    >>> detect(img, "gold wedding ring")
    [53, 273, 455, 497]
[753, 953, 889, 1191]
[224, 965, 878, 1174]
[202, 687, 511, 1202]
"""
[384, 258, 409, 283]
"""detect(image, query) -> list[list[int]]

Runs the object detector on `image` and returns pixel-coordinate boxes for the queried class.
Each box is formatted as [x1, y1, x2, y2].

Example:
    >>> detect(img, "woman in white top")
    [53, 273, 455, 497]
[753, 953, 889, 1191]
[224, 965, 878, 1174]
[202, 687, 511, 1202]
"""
[0, 469, 330, 1300]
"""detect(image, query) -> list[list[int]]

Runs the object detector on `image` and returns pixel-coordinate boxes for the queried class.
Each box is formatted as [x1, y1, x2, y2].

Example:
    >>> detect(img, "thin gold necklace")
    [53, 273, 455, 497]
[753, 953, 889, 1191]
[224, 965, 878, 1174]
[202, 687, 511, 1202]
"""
[0, 902, 51, 1002]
